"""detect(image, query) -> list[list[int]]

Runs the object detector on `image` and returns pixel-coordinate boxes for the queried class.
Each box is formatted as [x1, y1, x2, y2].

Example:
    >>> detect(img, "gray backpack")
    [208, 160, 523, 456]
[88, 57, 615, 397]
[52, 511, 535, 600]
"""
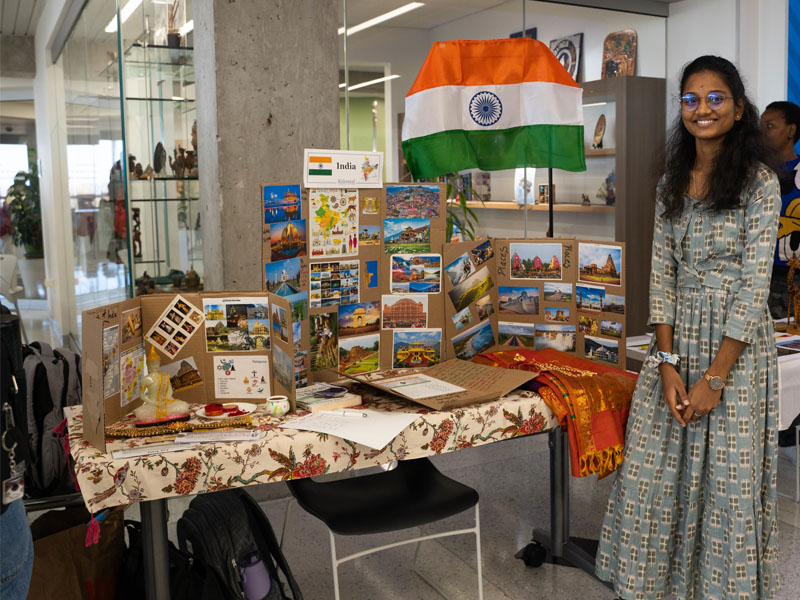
[22, 341, 82, 497]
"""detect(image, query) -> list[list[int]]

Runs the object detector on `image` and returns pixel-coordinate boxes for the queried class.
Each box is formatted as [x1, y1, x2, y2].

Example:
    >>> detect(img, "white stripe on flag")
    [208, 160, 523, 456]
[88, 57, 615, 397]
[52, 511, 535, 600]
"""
[402, 81, 583, 141]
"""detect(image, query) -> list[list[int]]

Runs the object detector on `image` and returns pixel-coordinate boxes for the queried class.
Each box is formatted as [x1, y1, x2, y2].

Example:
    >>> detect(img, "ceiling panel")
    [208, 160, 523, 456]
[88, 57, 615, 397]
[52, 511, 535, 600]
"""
[0, 0, 42, 36]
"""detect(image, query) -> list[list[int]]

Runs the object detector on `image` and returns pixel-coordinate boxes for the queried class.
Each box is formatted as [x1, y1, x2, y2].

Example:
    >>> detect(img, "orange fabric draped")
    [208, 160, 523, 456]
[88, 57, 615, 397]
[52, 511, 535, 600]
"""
[473, 348, 637, 478]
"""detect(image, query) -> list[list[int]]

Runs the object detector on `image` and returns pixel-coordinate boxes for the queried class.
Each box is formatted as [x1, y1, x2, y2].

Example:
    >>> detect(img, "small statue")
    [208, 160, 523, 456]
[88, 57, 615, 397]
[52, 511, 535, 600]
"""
[192, 120, 198, 153]
[169, 147, 187, 178]
[135, 271, 156, 296]
[787, 255, 800, 334]
[128, 154, 137, 173]
[134, 163, 144, 178]
[143, 164, 154, 179]
[185, 150, 195, 172]
[184, 267, 200, 291]
[134, 345, 190, 424]
[581, 193, 591, 206]
[132, 208, 142, 258]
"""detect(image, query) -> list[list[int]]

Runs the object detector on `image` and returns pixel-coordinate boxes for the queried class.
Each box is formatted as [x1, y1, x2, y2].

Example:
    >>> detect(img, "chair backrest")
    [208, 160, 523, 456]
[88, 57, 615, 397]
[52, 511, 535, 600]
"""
[0, 254, 18, 297]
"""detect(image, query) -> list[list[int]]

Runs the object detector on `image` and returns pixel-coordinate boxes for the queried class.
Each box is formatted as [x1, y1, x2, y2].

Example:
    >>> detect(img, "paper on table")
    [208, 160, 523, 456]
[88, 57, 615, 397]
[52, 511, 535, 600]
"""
[280, 409, 421, 450]
[377, 374, 465, 399]
[112, 442, 200, 459]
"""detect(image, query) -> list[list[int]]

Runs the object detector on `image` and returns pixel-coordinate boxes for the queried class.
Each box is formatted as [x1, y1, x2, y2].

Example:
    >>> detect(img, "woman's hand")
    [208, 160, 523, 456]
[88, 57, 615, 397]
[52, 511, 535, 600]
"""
[659, 364, 690, 426]
[684, 379, 723, 424]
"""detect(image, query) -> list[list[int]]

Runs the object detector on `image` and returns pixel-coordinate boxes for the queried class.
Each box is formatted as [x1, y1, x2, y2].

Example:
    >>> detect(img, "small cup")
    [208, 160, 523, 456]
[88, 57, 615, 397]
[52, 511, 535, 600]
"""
[265, 395, 290, 417]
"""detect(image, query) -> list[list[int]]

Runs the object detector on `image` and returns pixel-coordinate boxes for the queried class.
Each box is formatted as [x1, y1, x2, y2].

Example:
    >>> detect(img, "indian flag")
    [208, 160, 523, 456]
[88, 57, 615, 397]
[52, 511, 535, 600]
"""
[401, 38, 586, 179]
[308, 155, 333, 176]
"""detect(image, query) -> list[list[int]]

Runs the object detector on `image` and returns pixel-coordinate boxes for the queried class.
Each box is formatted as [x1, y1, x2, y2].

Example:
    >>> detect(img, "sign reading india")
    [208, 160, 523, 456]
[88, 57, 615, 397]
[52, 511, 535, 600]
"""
[303, 149, 383, 189]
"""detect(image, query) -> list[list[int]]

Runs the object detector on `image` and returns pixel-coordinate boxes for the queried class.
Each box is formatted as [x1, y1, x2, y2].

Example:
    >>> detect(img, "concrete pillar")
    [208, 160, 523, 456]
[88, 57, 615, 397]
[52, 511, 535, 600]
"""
[195, 0, 340, 291]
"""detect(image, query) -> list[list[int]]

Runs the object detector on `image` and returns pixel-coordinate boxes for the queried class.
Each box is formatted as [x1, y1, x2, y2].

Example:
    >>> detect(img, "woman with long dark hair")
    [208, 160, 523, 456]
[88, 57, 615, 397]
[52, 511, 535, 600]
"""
[595, 55, 781, 599]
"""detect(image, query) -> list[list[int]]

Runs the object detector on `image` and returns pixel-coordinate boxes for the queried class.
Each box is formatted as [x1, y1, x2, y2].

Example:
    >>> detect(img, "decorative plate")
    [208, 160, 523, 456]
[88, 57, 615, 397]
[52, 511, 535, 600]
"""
[197, 402, 259, 420]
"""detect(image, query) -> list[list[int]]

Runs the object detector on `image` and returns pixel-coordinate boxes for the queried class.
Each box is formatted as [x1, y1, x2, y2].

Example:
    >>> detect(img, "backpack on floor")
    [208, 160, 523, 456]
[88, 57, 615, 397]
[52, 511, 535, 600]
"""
[177, 489, 303, 600]
[22, 341, 83, 497]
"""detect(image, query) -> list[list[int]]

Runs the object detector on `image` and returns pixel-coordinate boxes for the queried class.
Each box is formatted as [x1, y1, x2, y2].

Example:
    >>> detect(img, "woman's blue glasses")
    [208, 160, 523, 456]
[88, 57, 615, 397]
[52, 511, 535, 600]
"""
[680, 92, 732, 112]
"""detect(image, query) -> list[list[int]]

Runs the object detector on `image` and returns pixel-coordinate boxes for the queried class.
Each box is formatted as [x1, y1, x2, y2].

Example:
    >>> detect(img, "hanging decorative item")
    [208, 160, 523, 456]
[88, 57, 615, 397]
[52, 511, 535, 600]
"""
[549, 33, 583, 81]
[153, 142, 167, 176]
[402, 38, 586, 180]
[601, 29, 637, 79]
[592, 114, 606, 149]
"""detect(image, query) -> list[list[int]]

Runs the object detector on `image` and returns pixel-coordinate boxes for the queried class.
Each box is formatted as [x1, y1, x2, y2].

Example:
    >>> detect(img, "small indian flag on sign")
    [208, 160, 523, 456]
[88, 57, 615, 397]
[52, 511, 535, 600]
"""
[308, 155, 333, 176]
[401, 38, 586, 179]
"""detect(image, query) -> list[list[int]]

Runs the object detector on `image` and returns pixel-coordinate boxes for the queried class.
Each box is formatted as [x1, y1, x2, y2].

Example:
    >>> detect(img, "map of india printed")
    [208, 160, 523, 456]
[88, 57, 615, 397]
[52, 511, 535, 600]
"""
[308, 188, 359, 258]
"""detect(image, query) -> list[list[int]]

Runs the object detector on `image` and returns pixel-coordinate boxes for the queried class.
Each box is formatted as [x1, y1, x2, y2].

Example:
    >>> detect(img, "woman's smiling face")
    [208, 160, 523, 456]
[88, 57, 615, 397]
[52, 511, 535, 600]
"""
[681, 70, 743, 144]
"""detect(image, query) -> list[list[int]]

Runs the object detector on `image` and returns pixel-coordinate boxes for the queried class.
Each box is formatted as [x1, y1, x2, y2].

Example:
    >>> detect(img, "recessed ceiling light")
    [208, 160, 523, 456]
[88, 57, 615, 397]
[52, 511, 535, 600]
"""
[339, 74, 400, 91]
[338, 2, 424, 36]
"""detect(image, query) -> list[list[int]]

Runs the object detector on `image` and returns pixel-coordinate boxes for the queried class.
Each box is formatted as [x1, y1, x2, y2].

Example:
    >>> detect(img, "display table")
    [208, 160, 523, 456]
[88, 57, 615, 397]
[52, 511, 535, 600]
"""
[69, 386, 587, 599]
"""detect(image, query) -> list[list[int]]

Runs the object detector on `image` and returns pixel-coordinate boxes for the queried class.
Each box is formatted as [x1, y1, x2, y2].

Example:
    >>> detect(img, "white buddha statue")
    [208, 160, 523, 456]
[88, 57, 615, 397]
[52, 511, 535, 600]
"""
[134, 345, 190, 423]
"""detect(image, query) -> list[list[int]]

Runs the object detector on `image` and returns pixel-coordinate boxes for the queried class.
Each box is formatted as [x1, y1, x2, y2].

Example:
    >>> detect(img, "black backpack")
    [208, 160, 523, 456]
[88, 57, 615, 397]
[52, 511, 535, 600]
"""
[22, 341, 82, 497]
[177, 489, 303, 600]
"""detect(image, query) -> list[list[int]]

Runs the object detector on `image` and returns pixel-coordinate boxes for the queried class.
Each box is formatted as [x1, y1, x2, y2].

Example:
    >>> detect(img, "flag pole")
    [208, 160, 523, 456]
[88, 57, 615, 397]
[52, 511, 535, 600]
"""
[548, 168, 554, 238]
[343, 0, 350, 150]
[522, 0, 528, 238]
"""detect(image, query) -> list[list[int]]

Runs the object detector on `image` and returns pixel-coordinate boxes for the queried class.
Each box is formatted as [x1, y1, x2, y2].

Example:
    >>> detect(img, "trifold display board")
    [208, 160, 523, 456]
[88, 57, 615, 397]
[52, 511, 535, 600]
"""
[262, 182, 447, 381]
[442, 238, 627, 367]
[83, 292, 271, 451]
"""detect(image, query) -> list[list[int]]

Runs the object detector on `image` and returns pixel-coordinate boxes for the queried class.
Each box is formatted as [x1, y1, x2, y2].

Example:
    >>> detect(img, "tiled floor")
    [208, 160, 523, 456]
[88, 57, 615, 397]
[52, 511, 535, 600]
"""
[18, 310, 800, 599]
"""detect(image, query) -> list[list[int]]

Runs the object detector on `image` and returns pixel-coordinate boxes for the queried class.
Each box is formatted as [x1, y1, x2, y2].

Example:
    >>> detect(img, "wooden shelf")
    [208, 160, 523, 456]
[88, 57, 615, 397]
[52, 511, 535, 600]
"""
[453, 201, 615, 214]
[585, 148, 616, 157]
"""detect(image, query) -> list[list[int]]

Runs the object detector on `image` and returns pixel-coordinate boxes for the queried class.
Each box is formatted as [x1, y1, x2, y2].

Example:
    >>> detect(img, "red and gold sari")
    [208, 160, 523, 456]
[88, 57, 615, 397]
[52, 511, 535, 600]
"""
[473, 348, 637, 478]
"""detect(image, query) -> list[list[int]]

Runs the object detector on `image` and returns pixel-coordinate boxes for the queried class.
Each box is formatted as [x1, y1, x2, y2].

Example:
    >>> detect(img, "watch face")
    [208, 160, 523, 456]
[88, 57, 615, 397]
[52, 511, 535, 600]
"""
[708, 376, 724, 391]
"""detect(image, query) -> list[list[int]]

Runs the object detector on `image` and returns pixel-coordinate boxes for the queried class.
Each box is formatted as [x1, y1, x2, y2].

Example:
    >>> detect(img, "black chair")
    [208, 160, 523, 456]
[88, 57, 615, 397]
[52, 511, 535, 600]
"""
[282, 457, 483, 599]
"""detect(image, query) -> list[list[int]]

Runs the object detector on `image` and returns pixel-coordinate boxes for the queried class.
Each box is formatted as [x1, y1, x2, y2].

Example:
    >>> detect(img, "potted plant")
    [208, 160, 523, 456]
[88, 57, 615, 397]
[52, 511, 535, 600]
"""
[6, 165, 43, 259]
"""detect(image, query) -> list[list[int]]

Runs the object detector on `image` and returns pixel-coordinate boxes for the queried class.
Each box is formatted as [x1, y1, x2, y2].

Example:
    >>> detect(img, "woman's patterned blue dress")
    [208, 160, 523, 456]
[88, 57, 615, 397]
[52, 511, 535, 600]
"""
[596, 165, 781, 599]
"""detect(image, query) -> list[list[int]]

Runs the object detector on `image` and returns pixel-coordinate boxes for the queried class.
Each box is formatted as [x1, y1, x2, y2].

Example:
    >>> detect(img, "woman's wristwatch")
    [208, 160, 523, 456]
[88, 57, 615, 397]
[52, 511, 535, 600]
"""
[703, 371, 725, 391]
[644, 350, 680, 371]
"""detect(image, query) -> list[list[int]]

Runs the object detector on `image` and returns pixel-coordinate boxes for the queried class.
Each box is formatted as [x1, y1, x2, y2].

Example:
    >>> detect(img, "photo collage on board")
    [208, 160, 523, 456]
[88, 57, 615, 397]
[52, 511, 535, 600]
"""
[264, 181, 447, 382]
[442, 239, 498, 361]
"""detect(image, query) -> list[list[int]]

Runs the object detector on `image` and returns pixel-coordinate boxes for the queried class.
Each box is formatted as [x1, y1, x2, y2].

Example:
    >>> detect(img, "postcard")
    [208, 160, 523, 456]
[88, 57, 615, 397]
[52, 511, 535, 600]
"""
[585, 335, 619, 364]
[270, 219, 307, 261]
[309, 260, 360, 308]
[447, 266, 493, 312]
[382, 294, 428, 329]
[265, 257, 302, 296]
[119, 344, 144, 406]
[599, 319, 622, 338]
[271, 304, 289, 344]
[470, 240, 494, 267]
[212, 356, 270, 399]
[294, 349, 309, 388]
[310, 311, 339, 371]
[385, 184, 440, 219]
[166, 309, 183, 325]
[451, 320, 494, 360]
[272, 344, 293, 392]
[308, 188, 359, 258]
[102, 325, 120, 399]
[358, 225, 381, 246]
[498, 285, 539, 315]
[390, 254, 441, 294]
[338, 301, 380, 337]
[475, 295, 494, 320]
[160, 356, 203, 393]
[579, 315, 599, 335]
[360, 195, 379, 215]
[445, 252, 474, 287]
[497, 321, 536, 347]
[121, 308, 142, 344]
[543, 282, 573, 303]
[576, 284, 605, 314]
[339, 333, 380, 374]
[384, 218, 431, 254]
[451, 307, 474, 332]
[535, 324, 576, 352]
[509, 242, 562, 280]
[264, 184, 302, 224]
[542, 306, 568, 323]
[604, 293, 625, 315]
[147, 295, 205, 354]
[365, 260, 378, 289]
[392, 329, 442, 368]
[579, 242, 622, 286]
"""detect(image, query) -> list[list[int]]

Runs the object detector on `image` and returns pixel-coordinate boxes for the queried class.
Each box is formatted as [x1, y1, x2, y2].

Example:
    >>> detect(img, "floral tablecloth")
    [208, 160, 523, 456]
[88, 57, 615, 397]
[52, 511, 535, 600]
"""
[67, 386, 556, 512]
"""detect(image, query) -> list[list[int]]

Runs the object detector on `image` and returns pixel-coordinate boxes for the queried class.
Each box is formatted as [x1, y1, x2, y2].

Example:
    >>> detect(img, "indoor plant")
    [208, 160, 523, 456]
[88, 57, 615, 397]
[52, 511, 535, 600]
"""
[6, 165, 43, 259]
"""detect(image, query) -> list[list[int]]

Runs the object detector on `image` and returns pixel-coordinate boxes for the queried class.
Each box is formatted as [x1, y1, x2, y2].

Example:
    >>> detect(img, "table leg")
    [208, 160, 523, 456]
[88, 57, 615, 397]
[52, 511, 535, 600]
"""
[141, 499, 170, 600]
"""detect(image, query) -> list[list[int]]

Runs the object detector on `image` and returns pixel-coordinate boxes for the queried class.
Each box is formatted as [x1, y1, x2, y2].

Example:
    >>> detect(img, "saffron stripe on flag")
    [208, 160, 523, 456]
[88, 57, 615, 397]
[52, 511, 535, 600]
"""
[309, 156, 333, 163]
[308, 169, 333, 176]
[401, 124, 586, 178]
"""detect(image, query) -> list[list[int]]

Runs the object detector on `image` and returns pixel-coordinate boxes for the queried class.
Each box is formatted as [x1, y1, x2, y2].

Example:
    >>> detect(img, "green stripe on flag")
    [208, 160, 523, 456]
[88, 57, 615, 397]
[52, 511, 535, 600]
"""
[401, 124, 586, 179]
[309, 169, 333, 176]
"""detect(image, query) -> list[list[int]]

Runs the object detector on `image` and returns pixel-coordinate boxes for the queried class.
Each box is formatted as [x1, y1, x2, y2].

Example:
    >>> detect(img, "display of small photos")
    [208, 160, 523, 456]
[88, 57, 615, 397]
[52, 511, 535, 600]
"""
[265, 257, 302, 297]
[102, 325, 120, 398]
[121, 308, 142, 344]
[385, 184, 440, 219]
[360, 195, 379, 215]
[264, 184, 302, 224]
[310, 311, 338, 371]
[535, 324, 577, 352]
[578, 242, 622, 287]
[308, 188, 359, 258]
[390, 254, 441, 294]
[382, 294, 428, 329]
[338, 301, 380, 337]
[203, 297, 269, 352]
[270, 219, 307, 261]
[447, 266, 493, 313]
[445, 252, 474, 287]
[470, 240, 494, 267]
[146, 295, 204, 357]
[451, 306, 474, 331]
[339, 333, 380, 375]
[576, 284, 604, 314]
[309, 260, 360, 308]
[451, 320, 494, 360]
[392, 329, 442, 368]
[509, 242, 563, 280]
[584, 335, 619, 365]
[475, 295, 494, 320]
[497, 321, 536, 347]
[384, 218, 431, 254]
[498, 285, 539, 315]
[358, 225, 381, 246]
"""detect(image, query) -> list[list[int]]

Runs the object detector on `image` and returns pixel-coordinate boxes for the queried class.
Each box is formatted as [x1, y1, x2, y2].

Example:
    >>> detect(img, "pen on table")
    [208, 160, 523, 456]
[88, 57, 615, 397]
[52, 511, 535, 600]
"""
[326, 410, 368, 418]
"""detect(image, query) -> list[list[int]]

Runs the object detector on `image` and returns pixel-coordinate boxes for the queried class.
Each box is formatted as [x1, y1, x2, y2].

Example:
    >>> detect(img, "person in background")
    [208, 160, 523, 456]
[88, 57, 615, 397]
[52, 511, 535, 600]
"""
[762, 100, 800, 319]
[595, 55, 782, 599]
